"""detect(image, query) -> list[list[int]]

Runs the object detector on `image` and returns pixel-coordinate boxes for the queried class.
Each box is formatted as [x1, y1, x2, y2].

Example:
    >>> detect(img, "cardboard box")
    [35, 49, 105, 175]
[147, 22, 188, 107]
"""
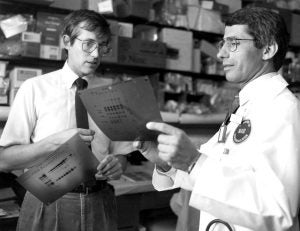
[13, 0, 54, 5]
[10, 67, 42, 88]
[215, 0, 241, 13]
[97, 0, 151, 19]
[200, 0, 229, 14]
[21, 31, 41, 58]
[107, 20, 133, 37]
[102, 36, 166, 68]
[0, 15, 28, 38]
[40, 45, 62, 60]
[194, 8, 224, 34]
[0, 61, 8, 77]
[51, 0, 84, 10]
[36, 12, 65, 46]
[159, 28, 193, 71]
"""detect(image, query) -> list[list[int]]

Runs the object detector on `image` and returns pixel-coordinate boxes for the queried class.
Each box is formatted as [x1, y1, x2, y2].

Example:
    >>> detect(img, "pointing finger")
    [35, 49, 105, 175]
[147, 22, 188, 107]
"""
[146, 122, 180, 135]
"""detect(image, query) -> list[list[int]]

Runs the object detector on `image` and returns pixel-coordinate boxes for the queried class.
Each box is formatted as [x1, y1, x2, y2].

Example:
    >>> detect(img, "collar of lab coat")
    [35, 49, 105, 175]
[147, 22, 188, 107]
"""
[238, 73, 289, 108]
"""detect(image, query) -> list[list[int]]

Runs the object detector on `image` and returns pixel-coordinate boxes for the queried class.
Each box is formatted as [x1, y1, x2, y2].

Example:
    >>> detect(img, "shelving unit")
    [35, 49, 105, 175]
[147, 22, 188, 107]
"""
[0, 55, 225, 81]
[0, 0, 229, 128]
[0, 106, 225, 125]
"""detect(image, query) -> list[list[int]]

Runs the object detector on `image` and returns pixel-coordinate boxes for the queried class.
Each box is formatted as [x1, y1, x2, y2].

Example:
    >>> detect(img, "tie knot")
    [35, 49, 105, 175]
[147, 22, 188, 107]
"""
[75, 78, 88, 90]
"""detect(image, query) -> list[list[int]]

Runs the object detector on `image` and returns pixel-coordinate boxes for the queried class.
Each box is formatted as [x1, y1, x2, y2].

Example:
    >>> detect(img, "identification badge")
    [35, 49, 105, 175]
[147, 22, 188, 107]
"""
[233, 120, 251, 143]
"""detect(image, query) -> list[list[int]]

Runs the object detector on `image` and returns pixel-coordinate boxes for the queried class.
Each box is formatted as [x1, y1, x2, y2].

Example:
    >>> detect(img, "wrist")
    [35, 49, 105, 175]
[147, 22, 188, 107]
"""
[156, 163, 171, 173]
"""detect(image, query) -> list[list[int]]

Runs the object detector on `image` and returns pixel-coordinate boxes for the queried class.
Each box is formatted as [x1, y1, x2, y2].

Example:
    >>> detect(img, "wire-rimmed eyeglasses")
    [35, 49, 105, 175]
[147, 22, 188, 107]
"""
[75, 38, 112, 55]
[218, 37, 256, 52]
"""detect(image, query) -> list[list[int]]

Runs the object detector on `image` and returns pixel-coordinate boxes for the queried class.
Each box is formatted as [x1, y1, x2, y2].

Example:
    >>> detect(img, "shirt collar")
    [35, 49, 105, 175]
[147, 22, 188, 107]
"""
[239, 72, 288, 107]
[61, 61, 81, 89]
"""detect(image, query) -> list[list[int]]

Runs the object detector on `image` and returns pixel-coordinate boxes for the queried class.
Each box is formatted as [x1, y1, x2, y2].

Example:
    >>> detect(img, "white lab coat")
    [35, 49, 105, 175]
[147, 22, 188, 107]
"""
[153, 73, 300, 231]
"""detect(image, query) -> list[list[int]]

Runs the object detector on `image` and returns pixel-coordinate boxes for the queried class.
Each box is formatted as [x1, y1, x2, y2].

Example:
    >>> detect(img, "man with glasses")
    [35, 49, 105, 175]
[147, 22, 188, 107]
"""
[0, 9, 133, 231]
[134, 7, 300, 231]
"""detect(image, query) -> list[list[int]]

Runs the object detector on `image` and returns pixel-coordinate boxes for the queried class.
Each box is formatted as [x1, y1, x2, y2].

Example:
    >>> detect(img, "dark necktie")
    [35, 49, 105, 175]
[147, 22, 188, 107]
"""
[74, 78, 89, 129]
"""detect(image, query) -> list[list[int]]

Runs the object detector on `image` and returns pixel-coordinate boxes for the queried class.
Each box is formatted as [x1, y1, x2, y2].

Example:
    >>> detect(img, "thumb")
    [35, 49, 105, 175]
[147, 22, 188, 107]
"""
[133, 140, 142, 149]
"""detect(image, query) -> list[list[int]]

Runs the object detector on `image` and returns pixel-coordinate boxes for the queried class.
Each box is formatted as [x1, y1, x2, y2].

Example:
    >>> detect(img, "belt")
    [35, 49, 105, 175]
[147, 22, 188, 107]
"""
[71, 180, 107, 194]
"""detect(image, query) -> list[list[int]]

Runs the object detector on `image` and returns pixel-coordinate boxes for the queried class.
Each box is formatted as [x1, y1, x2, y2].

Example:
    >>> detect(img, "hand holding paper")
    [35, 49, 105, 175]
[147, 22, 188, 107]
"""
[17, 132, 99, 205]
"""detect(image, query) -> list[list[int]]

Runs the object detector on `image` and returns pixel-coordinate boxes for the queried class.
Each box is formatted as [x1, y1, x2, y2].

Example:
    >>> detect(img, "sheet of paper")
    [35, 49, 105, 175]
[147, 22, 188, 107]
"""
[79, 77, 162, 141]
[17, 133, 99, 205]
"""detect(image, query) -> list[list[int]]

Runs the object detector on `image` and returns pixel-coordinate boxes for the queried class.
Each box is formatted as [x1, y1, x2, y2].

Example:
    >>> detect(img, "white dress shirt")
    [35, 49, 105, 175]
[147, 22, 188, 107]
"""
[0, 62, 133, 161]
[153, 73, 300, 231]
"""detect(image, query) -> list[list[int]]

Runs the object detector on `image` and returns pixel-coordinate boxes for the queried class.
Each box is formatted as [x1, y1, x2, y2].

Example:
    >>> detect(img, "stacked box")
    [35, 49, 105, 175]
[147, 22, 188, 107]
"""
[21, 31, 41, 58]
[0, 61, 9, 105]
[9, 67, 42, 105]
[51, 0, 83, 10]
[159, 28, 193, 72]
[97, 0, 151, 19]
[36, 12, 65, 60]
[102, 37, 166, 68]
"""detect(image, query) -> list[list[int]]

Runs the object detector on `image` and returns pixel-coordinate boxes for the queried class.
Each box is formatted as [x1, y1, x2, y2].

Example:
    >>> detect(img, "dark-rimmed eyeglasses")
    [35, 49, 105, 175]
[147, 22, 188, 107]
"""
[75, 38, 112, 55]
[218, 37, 256, 52]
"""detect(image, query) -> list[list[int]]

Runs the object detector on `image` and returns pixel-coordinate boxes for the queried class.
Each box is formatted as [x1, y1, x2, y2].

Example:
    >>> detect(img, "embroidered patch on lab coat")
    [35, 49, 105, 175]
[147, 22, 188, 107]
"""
[233, 120, 251, 143]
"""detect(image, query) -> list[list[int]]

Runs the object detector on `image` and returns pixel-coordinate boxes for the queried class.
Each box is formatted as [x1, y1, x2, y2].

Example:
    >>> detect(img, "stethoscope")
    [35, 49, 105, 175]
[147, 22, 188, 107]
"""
[206, 219, 234, 231]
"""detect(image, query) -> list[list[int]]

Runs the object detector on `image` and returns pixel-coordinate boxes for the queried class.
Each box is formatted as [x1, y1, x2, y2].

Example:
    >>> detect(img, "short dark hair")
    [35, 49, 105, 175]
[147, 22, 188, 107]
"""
[225, 7, 289, 71]
[61, 9, 111, 45]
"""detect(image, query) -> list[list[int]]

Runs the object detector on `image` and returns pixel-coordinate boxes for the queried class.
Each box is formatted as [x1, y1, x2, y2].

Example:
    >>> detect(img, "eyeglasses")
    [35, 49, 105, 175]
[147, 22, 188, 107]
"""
[218, 37, 256, 52]
[75, 38, 112, 55]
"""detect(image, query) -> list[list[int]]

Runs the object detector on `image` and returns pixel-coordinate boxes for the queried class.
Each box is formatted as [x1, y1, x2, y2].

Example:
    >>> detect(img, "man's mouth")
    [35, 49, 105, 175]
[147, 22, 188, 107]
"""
[86, 61, 98, 65]
[223, 65, 233, 71]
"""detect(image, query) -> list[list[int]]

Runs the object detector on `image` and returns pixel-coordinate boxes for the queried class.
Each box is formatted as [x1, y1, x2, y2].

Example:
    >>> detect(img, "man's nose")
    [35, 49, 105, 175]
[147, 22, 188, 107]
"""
[217, 45, 229, 60]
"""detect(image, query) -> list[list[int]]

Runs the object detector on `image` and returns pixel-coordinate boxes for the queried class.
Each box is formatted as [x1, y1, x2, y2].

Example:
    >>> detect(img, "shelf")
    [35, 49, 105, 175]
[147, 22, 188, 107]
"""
[0, 55, 226, 81]
[179, 112, 225, 124]
[0, 106, 225, 125]
[161, 111, 225, 124]
[0, 0, 71, 14]
[105, 15, 222, 41]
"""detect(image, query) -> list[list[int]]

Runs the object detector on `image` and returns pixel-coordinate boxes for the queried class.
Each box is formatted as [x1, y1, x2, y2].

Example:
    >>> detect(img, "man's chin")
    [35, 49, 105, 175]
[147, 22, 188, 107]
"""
[224, 74, 238, 83]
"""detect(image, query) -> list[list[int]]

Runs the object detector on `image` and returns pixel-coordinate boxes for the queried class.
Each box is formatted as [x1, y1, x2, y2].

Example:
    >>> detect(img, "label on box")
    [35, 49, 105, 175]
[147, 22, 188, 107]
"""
[10, 68, 42, 88]
[22, 32, 41, 43]
[40, 45, 61, 60]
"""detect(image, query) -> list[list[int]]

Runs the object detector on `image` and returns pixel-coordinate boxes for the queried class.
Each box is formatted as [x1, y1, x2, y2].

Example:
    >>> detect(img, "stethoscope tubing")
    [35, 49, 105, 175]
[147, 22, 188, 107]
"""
[206, 219, 234, 231]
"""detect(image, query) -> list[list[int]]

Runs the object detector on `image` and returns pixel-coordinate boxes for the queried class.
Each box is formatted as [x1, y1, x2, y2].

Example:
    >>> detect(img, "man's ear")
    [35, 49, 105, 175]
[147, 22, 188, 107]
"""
[262, 42, 278, 60]
[62, 35, 71, 50]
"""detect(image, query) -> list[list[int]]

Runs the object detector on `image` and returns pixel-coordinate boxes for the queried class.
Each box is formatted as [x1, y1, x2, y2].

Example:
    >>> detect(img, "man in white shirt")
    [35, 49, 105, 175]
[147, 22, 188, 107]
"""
[0, 9, 133, 231]
[134, 7, 300, 231]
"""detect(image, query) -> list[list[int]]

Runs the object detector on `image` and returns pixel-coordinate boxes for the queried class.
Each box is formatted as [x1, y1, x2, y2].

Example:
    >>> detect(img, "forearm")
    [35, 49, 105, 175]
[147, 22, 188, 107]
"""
[0, 138, 58, 172]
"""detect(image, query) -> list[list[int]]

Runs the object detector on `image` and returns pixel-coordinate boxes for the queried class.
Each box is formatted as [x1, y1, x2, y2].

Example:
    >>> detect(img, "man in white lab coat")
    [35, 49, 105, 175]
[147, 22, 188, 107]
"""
[134, 7, 300, 231]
